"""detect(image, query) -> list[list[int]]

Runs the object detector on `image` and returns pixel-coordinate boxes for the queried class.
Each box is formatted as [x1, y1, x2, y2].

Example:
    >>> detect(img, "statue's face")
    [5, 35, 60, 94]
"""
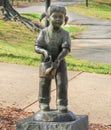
[49, 12, 64, 29]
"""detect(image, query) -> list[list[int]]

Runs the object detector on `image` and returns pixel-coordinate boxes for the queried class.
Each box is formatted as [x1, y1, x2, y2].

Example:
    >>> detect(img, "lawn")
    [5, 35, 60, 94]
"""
[0, 14, 111, 74]
[0, 19, 39, 66]
[67, 0, 111, 20]
[0, 14, 83, 66]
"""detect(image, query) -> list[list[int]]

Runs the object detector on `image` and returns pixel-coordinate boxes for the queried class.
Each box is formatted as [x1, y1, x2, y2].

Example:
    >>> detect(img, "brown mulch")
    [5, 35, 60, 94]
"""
[0, 107, 33, 130]
[0, 106, 111, 130]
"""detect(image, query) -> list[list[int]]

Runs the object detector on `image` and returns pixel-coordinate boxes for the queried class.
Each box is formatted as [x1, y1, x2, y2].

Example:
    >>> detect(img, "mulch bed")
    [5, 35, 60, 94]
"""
[0, 106, 111, 130]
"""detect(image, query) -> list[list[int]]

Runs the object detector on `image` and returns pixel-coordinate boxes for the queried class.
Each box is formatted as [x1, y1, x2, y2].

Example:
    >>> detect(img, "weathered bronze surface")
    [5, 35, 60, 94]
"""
[16, 5, 89, 129]
[35, 5, 71, 115]
[34, 110, 76, 122]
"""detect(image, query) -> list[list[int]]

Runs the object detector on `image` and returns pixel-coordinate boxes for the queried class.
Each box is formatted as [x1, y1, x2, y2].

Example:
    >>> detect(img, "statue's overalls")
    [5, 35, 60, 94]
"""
[35, 27, 71, 111]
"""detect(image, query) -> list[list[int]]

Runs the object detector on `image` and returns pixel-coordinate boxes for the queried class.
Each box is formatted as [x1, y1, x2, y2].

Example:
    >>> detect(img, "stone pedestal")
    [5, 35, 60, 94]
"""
[33, 110, 76, 122]
[16, 114, 88, 130]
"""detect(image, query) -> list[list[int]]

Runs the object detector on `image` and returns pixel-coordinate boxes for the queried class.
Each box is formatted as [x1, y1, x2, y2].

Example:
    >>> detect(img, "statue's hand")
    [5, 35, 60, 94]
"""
[43, 50, 49, 60]
[52, 60, 60, 69]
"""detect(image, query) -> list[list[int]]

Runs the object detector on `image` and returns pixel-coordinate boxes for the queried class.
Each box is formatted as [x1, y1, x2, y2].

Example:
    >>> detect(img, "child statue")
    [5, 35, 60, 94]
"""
[35, 5, 71, 113]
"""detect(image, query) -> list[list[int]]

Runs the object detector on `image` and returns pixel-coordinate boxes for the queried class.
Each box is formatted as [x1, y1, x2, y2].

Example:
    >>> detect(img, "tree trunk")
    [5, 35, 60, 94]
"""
[0, 0, 43, 31]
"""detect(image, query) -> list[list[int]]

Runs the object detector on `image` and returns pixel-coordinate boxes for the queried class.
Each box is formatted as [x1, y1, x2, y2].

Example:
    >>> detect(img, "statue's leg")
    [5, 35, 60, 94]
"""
[55, 60, 68, 113]
[39, 76, 51, 111]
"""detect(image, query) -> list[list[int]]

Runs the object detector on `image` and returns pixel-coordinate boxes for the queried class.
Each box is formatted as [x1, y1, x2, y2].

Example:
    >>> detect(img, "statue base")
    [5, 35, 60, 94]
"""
[16, 110, 88, 130]
[33, 110, 76, 122]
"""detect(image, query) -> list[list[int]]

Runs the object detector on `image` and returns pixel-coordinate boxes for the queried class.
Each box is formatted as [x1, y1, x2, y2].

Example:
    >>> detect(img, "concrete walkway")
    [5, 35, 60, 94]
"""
[16, 0, 82, 13]
[68, 12, 111, 63]
[68, 11, 111, 39]
[71, 39, 111, 64]
[0, 62, 111, 125]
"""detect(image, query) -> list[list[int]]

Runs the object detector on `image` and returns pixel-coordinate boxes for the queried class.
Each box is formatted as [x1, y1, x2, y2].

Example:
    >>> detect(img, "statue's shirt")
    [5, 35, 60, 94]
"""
[35, 27, 71, 61]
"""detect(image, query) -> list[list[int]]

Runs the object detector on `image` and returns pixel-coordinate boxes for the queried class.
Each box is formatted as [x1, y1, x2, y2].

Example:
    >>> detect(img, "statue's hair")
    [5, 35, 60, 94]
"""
[40, 5, 68, 25]
[47, 5, 66, 16]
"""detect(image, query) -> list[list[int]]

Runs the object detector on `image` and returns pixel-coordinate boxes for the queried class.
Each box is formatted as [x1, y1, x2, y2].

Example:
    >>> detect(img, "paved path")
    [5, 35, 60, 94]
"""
[71, 39, 111, 64]
[69, 12, 111, 63]
[0, 62, 111, 125]
[16, 0, 82, 13]
[68, 11, 111, 39]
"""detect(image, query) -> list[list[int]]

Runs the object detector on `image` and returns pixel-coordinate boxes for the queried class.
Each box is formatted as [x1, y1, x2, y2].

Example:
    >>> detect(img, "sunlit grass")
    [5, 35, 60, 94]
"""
[22, 13, 41, 19]
[0, 15, 111, 74]
[66, 55, 111, 74]
[63, 25, 86, 39]
[67, 0, 111, 20]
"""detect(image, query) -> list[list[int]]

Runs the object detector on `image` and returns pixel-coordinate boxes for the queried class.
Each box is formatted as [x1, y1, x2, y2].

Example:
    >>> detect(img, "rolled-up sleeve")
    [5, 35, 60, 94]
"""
[62, 31, 71, 52]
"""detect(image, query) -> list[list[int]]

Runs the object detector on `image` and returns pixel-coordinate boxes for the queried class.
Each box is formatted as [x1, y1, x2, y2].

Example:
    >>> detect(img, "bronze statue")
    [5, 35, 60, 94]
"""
[16, 5, 88, 128]
[35, 5, 71, 113]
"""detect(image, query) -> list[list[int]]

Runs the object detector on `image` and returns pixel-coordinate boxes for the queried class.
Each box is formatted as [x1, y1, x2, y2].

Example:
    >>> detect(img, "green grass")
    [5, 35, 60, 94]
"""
[0, 19, 40, 66]
[67, 0, 111, 20]
[66, 55, 111, 74]
[0, 16, 111, 74]
[22, 13, 41, 20]
[63, 25, 86, 39]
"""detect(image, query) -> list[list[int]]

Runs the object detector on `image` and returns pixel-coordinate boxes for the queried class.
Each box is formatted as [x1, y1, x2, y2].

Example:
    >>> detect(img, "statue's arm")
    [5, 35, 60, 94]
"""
[35, 46, 49, 59]
[52, 47, 69, 69]
[52, 32, 71, 68]
[35, 30, 49, 59]
[56, 48, 69, 62]
[56, 32, 71, 62]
